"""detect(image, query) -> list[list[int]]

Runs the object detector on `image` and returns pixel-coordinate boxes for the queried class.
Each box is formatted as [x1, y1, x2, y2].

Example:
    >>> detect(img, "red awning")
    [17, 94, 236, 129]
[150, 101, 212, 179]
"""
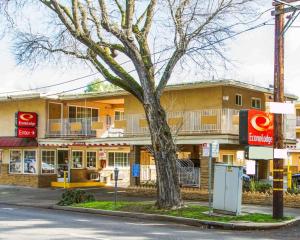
[0, 137, 38, 148]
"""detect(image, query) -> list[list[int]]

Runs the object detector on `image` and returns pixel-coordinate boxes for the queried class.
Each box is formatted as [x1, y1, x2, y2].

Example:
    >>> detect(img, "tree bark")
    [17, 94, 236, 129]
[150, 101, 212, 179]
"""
[143, 93, 182, 209]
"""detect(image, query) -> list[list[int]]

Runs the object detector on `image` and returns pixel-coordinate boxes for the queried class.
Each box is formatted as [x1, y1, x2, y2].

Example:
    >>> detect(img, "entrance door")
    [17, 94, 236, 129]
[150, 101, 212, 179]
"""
[57, 150, 69, 182]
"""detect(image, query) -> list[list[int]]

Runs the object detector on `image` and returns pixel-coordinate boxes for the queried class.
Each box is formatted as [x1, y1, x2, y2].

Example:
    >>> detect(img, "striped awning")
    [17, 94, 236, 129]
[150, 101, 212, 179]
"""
[0, 137, 38, 147]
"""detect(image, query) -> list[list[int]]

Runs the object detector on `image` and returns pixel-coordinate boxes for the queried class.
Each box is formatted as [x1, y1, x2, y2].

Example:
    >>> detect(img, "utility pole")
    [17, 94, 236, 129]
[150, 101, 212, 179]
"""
[272, 0, 300, 219]
[273, 1, 285, 219]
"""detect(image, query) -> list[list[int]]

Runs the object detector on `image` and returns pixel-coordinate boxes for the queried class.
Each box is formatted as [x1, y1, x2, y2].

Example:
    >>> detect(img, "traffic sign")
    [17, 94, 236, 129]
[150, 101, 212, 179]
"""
[202, 144, 210, 157]
[211, 141, 219, 158]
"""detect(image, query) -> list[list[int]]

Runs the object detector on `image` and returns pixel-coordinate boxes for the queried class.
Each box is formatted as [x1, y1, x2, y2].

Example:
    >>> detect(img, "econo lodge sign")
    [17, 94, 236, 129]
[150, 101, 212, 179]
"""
[15, 111, 38, 138]
[16, 112, 38, 127]
[239, 109, 274, 146]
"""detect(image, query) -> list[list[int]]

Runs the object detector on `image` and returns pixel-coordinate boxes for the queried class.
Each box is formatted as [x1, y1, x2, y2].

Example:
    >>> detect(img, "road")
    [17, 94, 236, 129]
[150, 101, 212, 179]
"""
[0, 204, 299, 240]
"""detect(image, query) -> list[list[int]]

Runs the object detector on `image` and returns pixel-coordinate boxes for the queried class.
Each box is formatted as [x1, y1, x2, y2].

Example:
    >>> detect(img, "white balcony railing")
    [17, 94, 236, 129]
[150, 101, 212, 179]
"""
[46, 108, 296, 140]
[125, 108, 240, 136]
[296, 116, 300, 127]
[46, 117, 124, 138]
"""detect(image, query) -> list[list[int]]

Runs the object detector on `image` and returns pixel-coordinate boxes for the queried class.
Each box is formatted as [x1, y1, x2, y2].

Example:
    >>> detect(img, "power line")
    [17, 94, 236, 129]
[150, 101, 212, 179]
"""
[43, 20, 274, 98]
[2, 18, 275, 97]
[0, 72, 99, 95]
[0, 46, 174, 96]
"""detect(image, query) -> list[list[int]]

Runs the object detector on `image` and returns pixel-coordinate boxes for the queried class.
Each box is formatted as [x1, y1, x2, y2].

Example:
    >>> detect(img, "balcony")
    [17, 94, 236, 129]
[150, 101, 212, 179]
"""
[46, 117, 124, 138]
[125, 109, 240, 136]
[45, 108, 296, 141]
[296, 116, 300, 127]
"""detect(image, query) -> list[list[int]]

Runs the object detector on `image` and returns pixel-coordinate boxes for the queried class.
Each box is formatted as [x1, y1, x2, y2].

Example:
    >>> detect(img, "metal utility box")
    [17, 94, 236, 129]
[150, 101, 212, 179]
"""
[213, 164, 243, 215]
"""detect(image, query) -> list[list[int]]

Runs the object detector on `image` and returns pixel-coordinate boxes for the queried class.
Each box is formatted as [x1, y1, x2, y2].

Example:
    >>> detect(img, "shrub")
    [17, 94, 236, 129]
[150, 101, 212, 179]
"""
[287, 181, 300, 195]
[245, 180, 272, 193]
[58, 189, 95, 206]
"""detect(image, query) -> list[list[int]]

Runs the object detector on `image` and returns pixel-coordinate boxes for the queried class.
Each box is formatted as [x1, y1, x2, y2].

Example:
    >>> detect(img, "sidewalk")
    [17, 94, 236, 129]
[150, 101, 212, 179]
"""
[1, 185, 300, 217]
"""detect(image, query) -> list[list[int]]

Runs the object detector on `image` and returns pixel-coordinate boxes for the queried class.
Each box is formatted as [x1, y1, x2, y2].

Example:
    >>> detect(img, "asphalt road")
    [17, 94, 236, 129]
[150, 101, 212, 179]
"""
[0, 204, 299, 240]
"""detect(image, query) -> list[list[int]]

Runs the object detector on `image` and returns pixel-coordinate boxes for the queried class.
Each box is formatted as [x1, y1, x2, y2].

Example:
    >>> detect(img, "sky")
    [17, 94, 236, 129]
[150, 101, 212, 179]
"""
[0, 1, 300, 98]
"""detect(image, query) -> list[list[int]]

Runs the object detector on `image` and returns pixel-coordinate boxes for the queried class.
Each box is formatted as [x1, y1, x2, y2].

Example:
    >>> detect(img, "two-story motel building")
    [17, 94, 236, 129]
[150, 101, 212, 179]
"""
[0, 80, 297, 188]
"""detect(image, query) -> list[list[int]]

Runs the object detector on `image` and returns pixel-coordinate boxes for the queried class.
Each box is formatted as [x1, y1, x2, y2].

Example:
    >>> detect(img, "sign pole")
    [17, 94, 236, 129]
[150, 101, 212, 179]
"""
[208, 143, 212, 216]
[273, 1, 285, 219]
[114, 167, 119, 209]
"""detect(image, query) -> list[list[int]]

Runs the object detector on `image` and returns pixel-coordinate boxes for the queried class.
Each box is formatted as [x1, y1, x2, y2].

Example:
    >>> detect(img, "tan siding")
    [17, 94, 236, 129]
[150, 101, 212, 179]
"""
[222, 86, 266, 110]
[0, 99, 47, 138]
[124, 87, 223, 114]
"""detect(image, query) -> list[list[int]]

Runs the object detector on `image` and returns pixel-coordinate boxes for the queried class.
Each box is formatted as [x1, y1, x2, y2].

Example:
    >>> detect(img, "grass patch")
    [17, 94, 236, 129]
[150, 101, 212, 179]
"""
[73, 201, 293, 223]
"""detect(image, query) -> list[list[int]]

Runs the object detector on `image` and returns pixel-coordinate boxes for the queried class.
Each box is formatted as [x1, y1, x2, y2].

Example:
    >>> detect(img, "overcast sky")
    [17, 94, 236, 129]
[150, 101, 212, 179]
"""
[0, 2, 299, 98]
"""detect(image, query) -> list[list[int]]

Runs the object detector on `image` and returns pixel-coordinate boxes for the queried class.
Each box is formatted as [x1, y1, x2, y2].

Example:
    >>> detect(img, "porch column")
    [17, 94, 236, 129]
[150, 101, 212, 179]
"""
[129, 145, 141, 186]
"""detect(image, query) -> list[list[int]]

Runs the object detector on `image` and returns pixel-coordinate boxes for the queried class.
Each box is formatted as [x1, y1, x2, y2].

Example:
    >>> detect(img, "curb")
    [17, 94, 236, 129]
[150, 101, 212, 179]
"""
[52, 205, 300, 230]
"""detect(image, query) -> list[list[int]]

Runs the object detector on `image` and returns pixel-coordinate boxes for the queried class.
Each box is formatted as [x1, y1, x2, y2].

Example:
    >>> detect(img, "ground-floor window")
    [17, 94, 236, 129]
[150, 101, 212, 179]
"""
[72, 151, 83, 168]
[9, 150, 22, 173]
[108, 152, 129, 167]
[87, 151, 96, 168]
[222, 154, 234, 165]
[41, 150, 56, 174]
[23, 150, 37, 174]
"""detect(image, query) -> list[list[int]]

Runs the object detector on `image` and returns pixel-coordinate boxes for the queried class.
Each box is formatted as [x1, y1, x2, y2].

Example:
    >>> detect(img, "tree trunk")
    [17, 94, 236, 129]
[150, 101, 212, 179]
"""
[143, 94, 182, 209]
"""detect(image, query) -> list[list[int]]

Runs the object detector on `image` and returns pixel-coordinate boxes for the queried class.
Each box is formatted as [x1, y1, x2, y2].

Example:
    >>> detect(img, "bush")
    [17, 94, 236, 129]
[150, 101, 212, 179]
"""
[58, 189, 95, 206]
[287, 181, 300, 194]
[244, 180, 272, 193]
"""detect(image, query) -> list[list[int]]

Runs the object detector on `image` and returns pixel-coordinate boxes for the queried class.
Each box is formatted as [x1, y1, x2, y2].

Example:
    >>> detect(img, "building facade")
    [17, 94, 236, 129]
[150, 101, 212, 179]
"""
[0, 80, 297, 188]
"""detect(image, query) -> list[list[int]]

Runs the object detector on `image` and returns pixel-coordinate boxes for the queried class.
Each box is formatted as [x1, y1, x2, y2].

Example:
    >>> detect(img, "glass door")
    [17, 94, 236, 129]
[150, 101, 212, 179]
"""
[57, 149, 69, 182]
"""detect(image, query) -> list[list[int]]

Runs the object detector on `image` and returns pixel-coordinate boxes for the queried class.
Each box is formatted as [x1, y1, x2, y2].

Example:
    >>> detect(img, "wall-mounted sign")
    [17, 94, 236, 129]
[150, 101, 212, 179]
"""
[16, 112, 38, 127]
[245, 146, 273, 160]
[16, 127, 37, 138]
[132, 164, 140, 177]
[239, 110, 274, 146]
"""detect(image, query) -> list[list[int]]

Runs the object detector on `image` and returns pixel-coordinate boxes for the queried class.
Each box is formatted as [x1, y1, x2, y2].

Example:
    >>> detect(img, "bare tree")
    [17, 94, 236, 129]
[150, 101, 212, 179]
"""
[0, 0, 258, 209]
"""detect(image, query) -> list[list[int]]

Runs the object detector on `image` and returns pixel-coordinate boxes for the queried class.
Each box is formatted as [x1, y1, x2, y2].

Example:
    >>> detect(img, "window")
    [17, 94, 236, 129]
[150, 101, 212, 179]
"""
[235, 94, 242, 106]
[87, 151, 97, 168]
[114, 111, 124, 121]
[24, 150, 37, 174]
[9, 150, 22, 173]
[108, 152, 129, 167]
[72, 151, 83, 168]
[251, 98, 261, 109]
[222, 154, 234, 165]
[68, 106, 99, 120]
[41, 150, 56, 174]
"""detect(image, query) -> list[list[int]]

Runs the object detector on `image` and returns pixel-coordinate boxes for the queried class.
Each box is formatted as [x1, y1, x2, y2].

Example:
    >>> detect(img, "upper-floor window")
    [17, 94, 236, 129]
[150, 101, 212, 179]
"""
[251, 98, 261, 109]
[114, 110, 124, 121]
[235, 94, 242, 106]
[68, 106, 99, 121]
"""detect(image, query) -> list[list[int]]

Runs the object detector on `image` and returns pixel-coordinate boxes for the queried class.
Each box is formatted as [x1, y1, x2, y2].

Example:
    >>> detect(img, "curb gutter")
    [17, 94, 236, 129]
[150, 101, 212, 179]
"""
[52, 205, 300, 230]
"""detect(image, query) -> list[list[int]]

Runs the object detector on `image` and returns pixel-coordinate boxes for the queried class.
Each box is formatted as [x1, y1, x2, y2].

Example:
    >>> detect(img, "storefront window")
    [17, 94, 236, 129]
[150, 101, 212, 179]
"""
[108, 152, 129, 167]
[41, 150, 56, 174]
[222, 154, 234, 165]
[72, 151, 83, 168]
[24, 150, 37, 174]
[87, 151, 96, 168]
[9, 150, 22, 173]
